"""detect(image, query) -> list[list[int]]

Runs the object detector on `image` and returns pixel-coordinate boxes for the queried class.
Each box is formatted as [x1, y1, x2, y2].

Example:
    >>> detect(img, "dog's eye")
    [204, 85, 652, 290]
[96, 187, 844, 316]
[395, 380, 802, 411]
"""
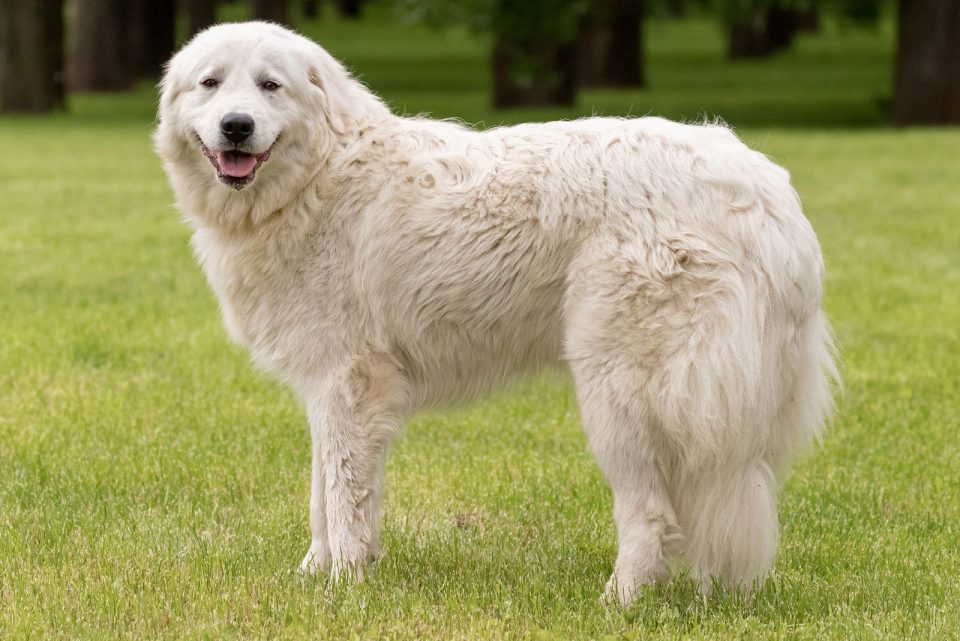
[200, 78, 219, 88]
[261, 80, 281, 92]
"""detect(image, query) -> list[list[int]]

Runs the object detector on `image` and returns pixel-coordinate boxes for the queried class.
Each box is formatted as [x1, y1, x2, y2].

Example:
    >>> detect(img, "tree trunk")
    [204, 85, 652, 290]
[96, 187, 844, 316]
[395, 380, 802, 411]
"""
[491, 0, 586, 108]
[893, 0, 960, 124]
[728, 14, 771, 59]
[0, 0, 65, 112]
[252, 0, 289, 24]
[130, 0, 176, 78]
[493, 38, 578, 108]
[665, 0, 686, 19]
[303, 0, 320, 19]
[728, 3, 801, 60]
[45, 0, 65, 106]
[765, 6, 798, 52]
[69, 0, 133, 91]
[335, 0, 363, 19]
[579, 0, 644, 88]
[579, 23, 611, 88]
[185, 0, 218, 38]
[795, 6, 820, 33]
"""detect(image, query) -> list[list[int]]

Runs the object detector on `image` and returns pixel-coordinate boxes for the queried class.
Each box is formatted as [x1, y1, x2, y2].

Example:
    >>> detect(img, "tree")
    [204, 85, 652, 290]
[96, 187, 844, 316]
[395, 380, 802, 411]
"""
[834, 0, 880, 24]
[56, 0, 176, 95]
[579, 0, 645, 88]
[69, 0, 133, 91]
[0, 0, 65, 112]
[252, 0, 290, 24]
[665, 0, 686, 18]
[720, 0, 810, 59]
[130, 0, 177, 78]
[489, 0, 588, 108]
[764, 4, 798, 50]
[893, 0, 960, 124]
[493, 38, 579, 108]
[795, 5, 820, 32]
[303, 0, 321, 19]
[185, 0, 219, 37]
[335, 0, 365, 18]
[392, 0, 601, 108]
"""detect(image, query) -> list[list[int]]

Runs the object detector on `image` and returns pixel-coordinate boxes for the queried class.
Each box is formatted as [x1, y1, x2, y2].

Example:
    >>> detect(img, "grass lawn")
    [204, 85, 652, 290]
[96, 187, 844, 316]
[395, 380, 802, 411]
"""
[2, 8, 959, 641]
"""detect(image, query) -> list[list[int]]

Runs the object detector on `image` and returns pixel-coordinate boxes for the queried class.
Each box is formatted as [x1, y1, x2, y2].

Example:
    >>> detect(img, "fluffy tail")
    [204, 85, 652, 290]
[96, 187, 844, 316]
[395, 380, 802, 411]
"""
[677, 461, 779, 592]
[673, 310, 838, 591]
[766, 310, 840, 475]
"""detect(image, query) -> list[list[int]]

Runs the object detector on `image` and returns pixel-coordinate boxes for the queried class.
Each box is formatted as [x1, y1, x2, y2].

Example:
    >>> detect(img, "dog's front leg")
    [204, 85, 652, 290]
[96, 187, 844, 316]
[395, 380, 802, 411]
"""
[306, 354, 408, 581]
[299, 415, 331, 574]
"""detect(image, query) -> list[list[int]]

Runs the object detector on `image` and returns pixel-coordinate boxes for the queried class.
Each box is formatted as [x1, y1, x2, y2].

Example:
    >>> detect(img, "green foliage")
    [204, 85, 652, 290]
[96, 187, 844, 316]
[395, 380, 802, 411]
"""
[708, 0, 881, 26]
[390, 0, 589, 44]
[832, 0, 883, 24]
[709, 0, 818, 25]
[491, 0, 590, 45]
[712, 0, 777, 26]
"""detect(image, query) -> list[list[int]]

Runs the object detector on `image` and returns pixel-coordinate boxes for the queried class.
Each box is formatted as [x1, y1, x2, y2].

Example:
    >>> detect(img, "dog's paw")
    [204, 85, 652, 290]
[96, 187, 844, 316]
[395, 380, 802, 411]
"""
[602, 571, 654, 606]
[298, 544, 332, 575]
[602, 576, 633, 607]
[329, 556, 376, 584]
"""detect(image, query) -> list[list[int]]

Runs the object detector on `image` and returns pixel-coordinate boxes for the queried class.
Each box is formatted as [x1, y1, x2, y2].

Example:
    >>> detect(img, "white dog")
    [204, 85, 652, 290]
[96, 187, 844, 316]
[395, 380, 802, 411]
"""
[155, 22, 836, 603]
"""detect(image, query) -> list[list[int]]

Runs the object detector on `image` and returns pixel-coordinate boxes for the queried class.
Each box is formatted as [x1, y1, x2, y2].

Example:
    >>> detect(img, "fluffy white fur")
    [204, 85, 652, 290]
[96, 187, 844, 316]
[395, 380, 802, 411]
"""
[155, 22, 837, 603]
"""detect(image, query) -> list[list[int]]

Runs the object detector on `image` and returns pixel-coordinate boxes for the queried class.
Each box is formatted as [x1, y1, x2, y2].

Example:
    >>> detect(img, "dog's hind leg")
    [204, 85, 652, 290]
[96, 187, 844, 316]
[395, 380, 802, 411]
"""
[304, 350, 409, 580]
[564, 231, 785, 603]
[569, 355, 683, 605]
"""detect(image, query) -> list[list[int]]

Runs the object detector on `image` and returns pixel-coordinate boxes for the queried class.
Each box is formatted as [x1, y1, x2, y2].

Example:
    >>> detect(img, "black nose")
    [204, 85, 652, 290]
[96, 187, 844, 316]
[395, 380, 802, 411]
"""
[220, 112, 255, 144]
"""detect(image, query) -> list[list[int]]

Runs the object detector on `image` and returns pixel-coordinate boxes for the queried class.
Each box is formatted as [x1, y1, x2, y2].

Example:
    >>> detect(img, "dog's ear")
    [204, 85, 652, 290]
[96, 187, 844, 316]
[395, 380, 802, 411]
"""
[308, 67, 348, 135]
[156, 62, 182, 123]
[300, 38, 390, 138]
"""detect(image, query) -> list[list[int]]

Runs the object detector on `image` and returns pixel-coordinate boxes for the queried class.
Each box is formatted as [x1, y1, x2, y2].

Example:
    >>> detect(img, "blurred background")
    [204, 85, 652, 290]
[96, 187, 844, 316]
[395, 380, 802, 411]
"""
[0, 0, 957, 127]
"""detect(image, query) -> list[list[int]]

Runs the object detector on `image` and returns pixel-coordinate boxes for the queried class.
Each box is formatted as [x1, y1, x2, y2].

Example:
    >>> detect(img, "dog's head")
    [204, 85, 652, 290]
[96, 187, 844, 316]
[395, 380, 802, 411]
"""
[155, 22, 388, 226]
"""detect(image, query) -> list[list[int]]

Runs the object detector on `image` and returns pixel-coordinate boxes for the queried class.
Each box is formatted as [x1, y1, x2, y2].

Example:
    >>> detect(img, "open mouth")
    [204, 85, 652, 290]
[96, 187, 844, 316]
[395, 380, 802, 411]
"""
[198, 136, 276, 190]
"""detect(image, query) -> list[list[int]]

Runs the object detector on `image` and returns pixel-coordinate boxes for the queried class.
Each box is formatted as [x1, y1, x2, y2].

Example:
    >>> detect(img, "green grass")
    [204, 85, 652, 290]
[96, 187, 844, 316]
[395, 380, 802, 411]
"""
[1, 9, 959, 641]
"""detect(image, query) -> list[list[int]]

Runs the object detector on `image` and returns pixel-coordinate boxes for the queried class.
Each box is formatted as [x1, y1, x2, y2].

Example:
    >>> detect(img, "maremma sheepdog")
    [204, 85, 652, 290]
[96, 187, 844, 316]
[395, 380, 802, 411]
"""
[155, 21, 837, 603]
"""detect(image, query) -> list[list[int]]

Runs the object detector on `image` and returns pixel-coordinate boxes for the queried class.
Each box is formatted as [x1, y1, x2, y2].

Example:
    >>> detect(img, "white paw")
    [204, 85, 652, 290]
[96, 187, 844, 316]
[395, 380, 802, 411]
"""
[329, 557, 372, 584]
[602, 567, 660, 606]
[298, 543, 331, 575]
[603, 574, 639, 606]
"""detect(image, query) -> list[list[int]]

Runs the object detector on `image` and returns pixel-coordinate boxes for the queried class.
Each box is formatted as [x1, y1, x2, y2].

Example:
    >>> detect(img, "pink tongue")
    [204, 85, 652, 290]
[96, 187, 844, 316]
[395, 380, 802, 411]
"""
[217, 151, 258, 178]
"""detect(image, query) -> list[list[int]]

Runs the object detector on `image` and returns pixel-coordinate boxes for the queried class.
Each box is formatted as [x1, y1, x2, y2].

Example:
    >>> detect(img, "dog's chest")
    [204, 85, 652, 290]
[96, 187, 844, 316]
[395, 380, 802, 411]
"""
[191, 228, 336, 377]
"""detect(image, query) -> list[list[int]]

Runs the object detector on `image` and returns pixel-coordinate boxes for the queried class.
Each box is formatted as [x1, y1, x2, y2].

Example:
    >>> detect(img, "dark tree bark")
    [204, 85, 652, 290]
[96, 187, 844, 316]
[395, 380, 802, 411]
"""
[727, 11, 770, 59]
[493, 39, 578, 108]
[579, 22, 611, 87]
[69, 0, 133, 91]
[893, 0, 960, 124]
[765, 6, 798, 51]
[302, 0, 320, 19]
[727, 4, 799, 60]
[335, 0, 363, 19]
[490, 0, 585, 108]
[45, 0, 65, 106]
[185, 0, 218, 38]
[252, 0, 289, 24]
[665, 0, 686, 19]
[795, 6, 820, 33]
[579, 0, 644, 88]
[130, 0, 176, 77]
[0, 0, 65, 112]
